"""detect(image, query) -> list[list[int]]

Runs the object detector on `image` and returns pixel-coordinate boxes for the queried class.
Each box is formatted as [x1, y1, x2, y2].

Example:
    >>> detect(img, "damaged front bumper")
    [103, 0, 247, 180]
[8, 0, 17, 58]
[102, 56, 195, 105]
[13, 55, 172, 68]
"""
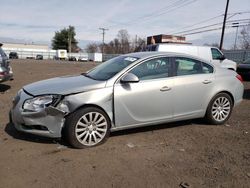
[10, 90, 66, 138]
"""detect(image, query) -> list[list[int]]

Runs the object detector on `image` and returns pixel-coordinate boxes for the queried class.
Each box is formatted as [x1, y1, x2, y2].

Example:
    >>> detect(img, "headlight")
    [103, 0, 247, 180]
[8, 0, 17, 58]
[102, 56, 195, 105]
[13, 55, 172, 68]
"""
[23, 95, 61, 112]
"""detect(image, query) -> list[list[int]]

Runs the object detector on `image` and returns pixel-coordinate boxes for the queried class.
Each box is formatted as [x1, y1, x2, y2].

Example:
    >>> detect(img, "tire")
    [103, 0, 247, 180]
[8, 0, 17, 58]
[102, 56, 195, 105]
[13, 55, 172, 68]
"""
[205, 93, 233, 125]
[63, 107, 111, 149]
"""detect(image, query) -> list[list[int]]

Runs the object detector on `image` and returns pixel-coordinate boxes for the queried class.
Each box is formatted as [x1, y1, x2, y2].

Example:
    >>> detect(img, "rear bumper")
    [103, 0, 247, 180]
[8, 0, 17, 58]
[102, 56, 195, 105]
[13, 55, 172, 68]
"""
[234, 82, 244, 107]
[0, 72, 13, 83]
[0, 66, 13, 83]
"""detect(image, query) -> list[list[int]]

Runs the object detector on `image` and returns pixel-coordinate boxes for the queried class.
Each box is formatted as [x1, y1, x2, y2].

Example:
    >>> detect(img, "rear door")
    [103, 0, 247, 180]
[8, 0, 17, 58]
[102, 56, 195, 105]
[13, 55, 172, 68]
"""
[172, 57, 215, 118]
[114, 57, 174, 127]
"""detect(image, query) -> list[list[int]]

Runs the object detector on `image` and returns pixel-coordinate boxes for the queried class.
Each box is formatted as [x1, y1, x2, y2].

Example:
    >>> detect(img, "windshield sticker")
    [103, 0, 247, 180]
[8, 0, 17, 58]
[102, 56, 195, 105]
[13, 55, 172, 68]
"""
[124, 57, 138, 62]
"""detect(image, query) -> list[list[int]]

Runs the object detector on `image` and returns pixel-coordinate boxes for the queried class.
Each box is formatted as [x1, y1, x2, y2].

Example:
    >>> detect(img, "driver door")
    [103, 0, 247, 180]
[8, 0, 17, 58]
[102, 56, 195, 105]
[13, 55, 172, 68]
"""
[113, 57, 174, 128]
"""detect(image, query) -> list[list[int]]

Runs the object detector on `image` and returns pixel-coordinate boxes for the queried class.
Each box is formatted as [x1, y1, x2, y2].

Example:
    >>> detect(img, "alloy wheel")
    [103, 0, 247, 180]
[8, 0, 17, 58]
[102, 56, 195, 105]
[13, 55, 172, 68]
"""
[75, 112, 108, 146]
[211, 96, 231, 122]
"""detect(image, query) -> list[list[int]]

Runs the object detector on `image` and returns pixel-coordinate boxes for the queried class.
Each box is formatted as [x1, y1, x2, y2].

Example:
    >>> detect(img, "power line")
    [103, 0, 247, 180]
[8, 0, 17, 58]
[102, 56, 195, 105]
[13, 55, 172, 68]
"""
[169, 11, 250, 34]
[109, 0, 197, 27]
[172, 18, 250, 35]
[168, 14, 224, 34]
[181, 24, 249, 36]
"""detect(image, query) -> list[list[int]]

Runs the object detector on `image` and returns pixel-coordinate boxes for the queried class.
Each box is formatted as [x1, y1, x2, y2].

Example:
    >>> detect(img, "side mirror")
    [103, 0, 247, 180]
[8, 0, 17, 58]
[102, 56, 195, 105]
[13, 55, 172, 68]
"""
[219, 55, 226, 61]
[120, 73, 139, 83]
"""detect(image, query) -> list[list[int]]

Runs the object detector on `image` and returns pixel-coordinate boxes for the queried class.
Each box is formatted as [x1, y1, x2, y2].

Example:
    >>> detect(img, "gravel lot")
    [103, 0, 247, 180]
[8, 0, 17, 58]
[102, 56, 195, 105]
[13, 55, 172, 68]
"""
[0, 59, 249, 188]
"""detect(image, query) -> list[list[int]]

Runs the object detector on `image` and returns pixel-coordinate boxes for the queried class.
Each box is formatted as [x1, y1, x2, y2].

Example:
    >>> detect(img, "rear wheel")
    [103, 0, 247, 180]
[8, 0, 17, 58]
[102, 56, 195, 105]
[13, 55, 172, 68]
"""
[63, 107, 111, 149]
[205, 93, 233, 125]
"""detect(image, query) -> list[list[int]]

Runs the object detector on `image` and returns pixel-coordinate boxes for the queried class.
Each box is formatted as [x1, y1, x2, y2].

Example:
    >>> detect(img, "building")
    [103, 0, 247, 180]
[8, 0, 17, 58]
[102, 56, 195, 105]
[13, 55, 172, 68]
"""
[2, 42, 49, 52]
[1, 42, 55, 59]
[147, 34, 190, 45]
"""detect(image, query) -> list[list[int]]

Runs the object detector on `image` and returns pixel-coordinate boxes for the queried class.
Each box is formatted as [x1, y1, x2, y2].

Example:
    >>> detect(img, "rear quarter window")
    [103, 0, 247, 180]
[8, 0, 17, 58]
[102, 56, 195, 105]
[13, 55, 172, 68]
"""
[202, 62, 213, 73]
[211, 48, 223, 60]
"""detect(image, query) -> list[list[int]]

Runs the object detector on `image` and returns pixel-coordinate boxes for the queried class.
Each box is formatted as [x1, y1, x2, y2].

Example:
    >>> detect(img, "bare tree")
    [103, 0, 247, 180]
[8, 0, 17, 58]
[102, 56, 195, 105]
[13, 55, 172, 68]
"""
[117, 29, 130, 54]
[239, 23, 250, 49]
[85, 43, 99, 53]
[85, 29, 146, 54]
[133, 37, 146, 52]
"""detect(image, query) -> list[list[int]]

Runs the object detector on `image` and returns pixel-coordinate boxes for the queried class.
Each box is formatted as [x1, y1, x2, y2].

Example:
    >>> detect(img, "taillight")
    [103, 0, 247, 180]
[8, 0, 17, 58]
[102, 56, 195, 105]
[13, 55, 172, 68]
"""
[236, 74, 243, 82]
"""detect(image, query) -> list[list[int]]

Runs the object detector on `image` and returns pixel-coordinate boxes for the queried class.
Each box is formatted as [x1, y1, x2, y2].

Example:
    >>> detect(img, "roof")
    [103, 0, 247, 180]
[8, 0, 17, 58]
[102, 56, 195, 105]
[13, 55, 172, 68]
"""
[120, 51, 215, 67]
[122, 51, 205, 60]
[147, 43, 219, 49]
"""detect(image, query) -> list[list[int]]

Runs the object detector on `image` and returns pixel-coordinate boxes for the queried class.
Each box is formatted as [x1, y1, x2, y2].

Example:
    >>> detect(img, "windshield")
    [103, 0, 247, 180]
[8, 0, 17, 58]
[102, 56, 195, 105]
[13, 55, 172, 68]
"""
[85, 56, 139, 80]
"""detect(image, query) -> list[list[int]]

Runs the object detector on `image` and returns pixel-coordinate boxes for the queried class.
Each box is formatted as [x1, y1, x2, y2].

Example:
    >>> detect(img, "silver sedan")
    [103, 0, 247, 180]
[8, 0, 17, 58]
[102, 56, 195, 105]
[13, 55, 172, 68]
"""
[10, 52, 244, 148]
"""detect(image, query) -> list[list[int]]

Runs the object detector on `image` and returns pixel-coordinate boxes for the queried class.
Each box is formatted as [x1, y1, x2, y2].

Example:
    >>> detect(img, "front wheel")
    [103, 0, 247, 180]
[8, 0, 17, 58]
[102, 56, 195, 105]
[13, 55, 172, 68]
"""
[63, 107, 111, 149]
[205, 93, 233, 125]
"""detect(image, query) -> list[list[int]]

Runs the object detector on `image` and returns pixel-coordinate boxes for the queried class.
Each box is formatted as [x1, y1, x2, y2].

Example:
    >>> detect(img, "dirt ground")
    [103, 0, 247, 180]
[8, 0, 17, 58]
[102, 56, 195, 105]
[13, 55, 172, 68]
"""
[0, 59, 249, 188]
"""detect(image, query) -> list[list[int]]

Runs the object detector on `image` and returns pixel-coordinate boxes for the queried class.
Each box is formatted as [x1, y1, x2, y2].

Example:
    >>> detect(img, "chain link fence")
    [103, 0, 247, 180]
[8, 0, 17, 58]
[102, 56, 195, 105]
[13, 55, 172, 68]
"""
[3, 48, 250, 63]
[223, 50, 250, 63]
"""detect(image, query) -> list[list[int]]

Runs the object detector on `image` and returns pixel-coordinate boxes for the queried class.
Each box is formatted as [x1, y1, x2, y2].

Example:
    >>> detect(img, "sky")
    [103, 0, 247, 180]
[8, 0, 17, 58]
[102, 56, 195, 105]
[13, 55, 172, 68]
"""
[0, 0, 249, 49]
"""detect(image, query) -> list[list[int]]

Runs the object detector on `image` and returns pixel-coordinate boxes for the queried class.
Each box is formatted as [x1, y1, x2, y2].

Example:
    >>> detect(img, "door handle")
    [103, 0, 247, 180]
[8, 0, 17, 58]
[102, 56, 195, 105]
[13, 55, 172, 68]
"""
[160, 86, 171, 91]
[202, 80, 212, 84]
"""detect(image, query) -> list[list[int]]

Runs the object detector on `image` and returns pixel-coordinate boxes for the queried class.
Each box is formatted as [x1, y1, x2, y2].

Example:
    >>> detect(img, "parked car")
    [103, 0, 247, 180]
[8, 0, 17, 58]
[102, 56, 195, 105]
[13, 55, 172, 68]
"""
[78, 55, 88, 62]
[0, 43, 13, 83]
[68, 56, 77, 61]
[145, 44, 237, 71]
[36, 54, 43, 60]
[10, 52, 243, 148]
[237, 58, 250, 80]
[9, 52, 18, 59]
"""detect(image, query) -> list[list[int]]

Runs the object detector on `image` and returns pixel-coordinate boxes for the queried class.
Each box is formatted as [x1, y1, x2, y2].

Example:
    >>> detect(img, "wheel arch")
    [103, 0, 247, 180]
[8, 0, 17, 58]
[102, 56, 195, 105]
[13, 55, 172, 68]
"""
[65, 104, 111, 121]
[206, 90, 235, 112]
[62, 104, 112, 148]
[216, 91, 234, 105]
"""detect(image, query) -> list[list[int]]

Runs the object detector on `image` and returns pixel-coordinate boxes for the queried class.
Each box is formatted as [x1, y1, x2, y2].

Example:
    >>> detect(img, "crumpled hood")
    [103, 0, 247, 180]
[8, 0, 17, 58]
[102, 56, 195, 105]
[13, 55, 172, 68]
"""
[23, 74, 106, 96]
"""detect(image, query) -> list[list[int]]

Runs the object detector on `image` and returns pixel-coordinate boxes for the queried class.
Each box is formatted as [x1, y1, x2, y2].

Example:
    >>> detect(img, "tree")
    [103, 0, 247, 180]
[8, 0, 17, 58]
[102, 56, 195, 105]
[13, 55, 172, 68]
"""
[117, 29, 130, 54]
[85, 29, 146, 54]
[239, 23, 250, 49]
[85, 43, 99, 53]
[52, 26, 79, 52]
[133, 37, 146, 52]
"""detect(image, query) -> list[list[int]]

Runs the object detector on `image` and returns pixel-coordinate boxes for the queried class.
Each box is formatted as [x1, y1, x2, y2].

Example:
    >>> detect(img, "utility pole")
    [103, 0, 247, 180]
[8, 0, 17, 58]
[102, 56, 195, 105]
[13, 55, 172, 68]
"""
[232, 22, 239, 50]
[219, 0, 230, 50]
[99, 28, 108, 54]
[135, 35, 138, 49]
[68, 28, 72, 54]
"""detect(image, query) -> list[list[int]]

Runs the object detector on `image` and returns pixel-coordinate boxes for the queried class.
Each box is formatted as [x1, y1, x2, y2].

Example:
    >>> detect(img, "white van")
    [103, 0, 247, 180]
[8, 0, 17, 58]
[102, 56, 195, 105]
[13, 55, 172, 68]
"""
[145, 44, 237, 71]
[56, 49, 68, 60]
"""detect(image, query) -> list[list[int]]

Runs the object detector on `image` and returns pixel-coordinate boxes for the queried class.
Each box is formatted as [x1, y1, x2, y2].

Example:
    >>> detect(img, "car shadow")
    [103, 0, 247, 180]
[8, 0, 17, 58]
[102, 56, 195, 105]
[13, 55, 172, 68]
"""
[0, 84, 11, 92]
[243, 88, 250, 100]
[5, 119, 208, 147]
[4, 122, 67, 146]
[111, 118, 207, 137]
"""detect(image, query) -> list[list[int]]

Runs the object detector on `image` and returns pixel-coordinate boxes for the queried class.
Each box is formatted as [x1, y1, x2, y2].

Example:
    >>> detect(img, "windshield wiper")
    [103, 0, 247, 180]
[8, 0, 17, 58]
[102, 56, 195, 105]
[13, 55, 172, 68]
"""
[81, 73, 101, 81]
[81, 73, 93, 78]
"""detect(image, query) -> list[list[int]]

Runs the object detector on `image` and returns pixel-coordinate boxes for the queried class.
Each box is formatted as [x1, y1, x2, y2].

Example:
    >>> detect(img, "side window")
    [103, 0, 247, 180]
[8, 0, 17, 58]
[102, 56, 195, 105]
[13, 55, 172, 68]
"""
[202, 62, 213, 73]
[130, 57, 171, 80]
[211, 48, 223, 60]
[174, 57, 202, 76]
